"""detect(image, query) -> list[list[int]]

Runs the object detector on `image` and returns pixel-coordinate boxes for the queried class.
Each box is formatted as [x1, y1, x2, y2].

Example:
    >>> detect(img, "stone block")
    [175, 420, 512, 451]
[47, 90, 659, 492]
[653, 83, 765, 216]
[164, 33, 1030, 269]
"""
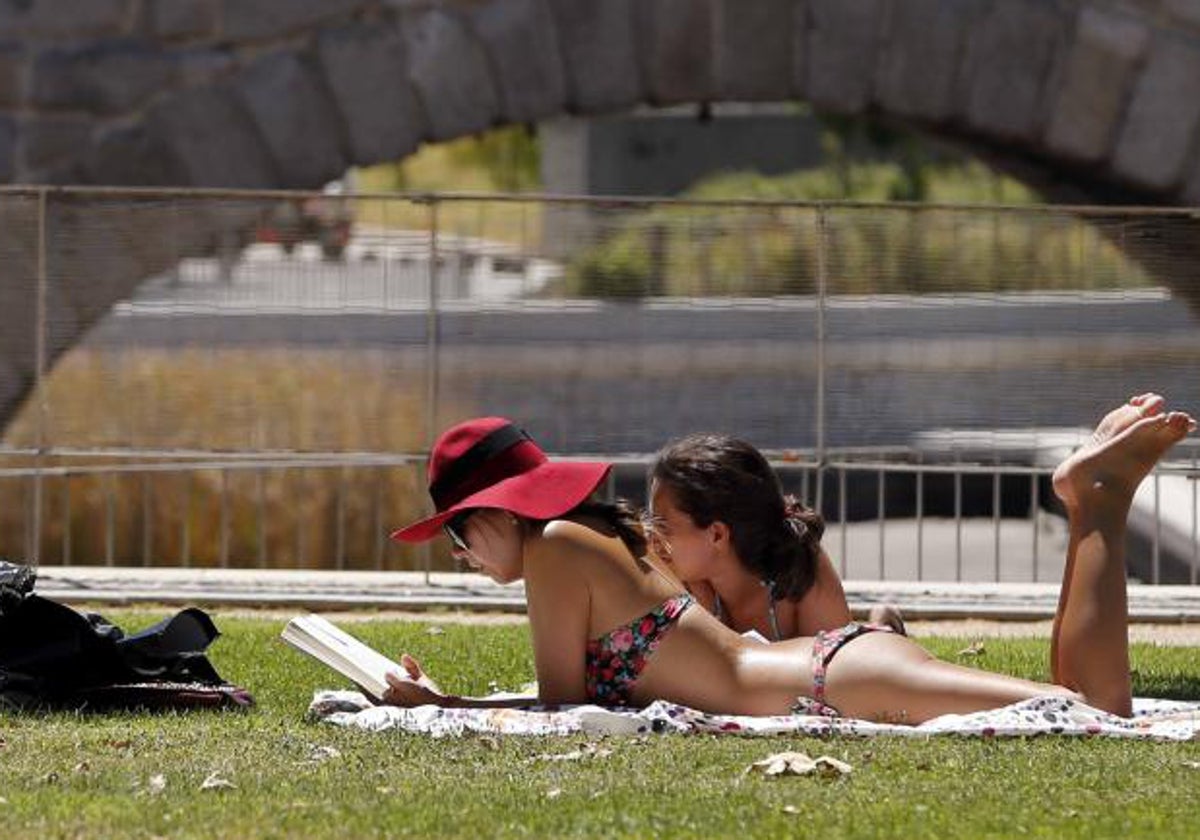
[14, 114, 92, 179]
[84, 119, 182, 186]
[1181, 153, 1200, 206]
[0, 0, 132, 37]
[1113, 35, 1200, 192]
[633, 0, 713, 105]
[465, 0, 566, 123]
[963, 0, 1065, 143]
[0, 116, 14, 182]
[32, 43, 171, 116]
[399, 7, 500, 140]
[148, 82, 279, 188]
[220, 0, 363, 41]
[1162, 0, 1200, 30]
[151, 0, 218, 39]
[167, 48, 236, 88]
[543, 0, 640, 113]
[803, 0, 886, 114]
[0, 43, 25, 109]
[233, 51, 347, 188]
[316, 22, 425, 166]
[1044, 7, 1150, 164]
[876, 0, 982, 122]
[713, 0, 797, 102]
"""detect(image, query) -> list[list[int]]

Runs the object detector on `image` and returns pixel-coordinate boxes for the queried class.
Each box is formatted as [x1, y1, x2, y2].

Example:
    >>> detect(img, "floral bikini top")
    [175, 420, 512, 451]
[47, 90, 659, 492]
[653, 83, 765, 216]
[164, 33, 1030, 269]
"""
[584, 592, 694, 707]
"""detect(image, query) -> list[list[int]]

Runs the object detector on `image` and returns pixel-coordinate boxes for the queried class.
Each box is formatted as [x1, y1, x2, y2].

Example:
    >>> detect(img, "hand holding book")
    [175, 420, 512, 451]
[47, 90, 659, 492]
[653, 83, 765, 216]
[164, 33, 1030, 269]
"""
[382, 654, 447, 707]
[282, 614, 536, 709]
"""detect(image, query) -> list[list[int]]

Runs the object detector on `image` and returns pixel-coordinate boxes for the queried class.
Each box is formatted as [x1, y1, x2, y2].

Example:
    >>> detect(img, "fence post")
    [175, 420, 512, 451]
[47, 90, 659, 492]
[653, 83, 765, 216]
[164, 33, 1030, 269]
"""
[814, 206, 829, 517]
[30, 187, 49, 567]
[421, 196, 441, 583]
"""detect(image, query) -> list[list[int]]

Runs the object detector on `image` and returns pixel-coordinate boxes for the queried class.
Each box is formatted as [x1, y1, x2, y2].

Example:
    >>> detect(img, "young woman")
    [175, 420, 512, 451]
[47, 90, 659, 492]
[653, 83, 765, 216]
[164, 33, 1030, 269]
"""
[386, 396, 1192, 722]
[648, 433, 903, 641]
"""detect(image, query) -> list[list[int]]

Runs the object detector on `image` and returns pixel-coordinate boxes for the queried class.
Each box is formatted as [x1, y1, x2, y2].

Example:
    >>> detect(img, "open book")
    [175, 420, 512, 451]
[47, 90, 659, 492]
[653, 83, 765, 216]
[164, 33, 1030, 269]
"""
[281, 614, 402, 701]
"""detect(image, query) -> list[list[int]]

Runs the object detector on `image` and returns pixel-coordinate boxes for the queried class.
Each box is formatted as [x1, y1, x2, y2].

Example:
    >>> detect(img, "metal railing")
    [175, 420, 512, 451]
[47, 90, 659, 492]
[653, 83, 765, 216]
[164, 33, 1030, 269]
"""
[1, 447, 1197, 584]
[1, 186, 1198, 580]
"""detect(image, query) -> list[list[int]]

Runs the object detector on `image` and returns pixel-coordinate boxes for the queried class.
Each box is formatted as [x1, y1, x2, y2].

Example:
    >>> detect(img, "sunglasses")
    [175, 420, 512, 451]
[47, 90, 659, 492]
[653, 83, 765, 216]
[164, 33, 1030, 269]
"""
[442, 510, 475, 553]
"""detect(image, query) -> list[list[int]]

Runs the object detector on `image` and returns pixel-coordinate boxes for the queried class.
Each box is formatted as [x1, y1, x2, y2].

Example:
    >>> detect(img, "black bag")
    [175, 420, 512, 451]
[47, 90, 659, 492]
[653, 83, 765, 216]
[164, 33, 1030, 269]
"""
[0, 560, 253, 711]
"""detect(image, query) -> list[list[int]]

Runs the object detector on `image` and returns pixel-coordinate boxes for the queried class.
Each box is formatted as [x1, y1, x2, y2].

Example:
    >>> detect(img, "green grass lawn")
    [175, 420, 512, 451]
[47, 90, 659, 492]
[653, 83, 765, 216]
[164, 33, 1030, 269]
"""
[1, 611, 1198, 839]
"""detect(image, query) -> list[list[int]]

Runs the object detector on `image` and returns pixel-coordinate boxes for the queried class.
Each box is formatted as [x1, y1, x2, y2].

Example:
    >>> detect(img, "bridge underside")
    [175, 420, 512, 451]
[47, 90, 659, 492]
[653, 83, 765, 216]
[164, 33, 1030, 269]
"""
[3, 0, 1200, 431]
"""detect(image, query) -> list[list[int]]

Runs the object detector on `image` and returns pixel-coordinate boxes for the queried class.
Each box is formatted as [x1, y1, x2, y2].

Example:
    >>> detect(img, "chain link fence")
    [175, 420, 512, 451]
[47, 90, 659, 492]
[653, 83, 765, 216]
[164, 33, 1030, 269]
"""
[0, 187, 1197, 582]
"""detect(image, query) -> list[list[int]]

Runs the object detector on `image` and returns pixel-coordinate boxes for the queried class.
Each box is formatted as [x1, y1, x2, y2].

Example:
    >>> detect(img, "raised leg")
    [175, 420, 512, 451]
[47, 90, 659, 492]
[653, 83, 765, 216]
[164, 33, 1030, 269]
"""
[1049, 394, 1162, 683]
[823, 398, 1193, 723]
[1049, 403, 1194, 715]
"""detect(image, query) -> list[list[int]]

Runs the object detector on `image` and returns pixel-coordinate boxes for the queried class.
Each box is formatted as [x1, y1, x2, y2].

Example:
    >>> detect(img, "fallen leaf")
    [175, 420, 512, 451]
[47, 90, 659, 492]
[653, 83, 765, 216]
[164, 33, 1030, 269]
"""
[781, 805, 801, 815]
[148, 774, 167, 795]
[307, 745, 341, 763]
[957, 641, 986, 658]
[747, 752, 852, 778]
[533, 743, 613, 762]
[200, 772, 235, 792]
[478, 736, 501, 751]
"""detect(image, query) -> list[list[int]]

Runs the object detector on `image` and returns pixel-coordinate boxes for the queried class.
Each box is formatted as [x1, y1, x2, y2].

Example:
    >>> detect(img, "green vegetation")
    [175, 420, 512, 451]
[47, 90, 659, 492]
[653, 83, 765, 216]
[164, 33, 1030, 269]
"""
[361, 125, 541, 196]
[561, 162, 1150, 299]
[348, 116, 1150, 301]
[354, 126, 543, 245]
[0, 611, 1196, 839]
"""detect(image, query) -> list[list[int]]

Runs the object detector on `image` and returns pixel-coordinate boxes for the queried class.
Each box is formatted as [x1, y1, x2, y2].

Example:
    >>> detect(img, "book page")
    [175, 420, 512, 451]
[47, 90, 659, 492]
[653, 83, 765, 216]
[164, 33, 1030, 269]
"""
[282, 614, 403, 700]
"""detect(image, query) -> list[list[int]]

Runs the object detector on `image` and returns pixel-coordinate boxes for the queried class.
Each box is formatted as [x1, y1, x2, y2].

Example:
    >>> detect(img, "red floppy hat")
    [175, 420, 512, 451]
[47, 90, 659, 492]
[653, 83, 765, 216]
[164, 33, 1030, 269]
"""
[390, 417, 612, 543]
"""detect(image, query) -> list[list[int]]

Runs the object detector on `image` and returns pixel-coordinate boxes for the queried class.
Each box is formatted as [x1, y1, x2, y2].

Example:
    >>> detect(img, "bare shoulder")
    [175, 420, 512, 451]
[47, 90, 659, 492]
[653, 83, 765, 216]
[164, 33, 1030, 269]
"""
[541, 519, 625, 553]
[525, 518, 609, 571]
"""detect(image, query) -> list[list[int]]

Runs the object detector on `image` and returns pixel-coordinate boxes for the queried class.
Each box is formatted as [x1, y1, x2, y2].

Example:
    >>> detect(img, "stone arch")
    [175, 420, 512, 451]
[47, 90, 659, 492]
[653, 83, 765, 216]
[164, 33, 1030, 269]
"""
[0, 0, 1197, 202]
[2, 0, 1200, 426]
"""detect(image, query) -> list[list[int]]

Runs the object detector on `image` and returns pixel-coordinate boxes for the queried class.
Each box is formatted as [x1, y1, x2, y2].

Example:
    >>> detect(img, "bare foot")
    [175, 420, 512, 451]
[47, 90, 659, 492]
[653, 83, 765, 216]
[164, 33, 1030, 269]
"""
[1089, 393, 1164, 445]
[1053, 410, 1195, 509]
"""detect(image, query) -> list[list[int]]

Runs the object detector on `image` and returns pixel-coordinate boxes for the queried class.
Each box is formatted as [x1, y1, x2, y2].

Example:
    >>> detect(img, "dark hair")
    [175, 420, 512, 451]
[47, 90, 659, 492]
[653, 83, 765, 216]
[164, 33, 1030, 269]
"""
[541, 499, 648, 560]
[651, 434, 825, 601]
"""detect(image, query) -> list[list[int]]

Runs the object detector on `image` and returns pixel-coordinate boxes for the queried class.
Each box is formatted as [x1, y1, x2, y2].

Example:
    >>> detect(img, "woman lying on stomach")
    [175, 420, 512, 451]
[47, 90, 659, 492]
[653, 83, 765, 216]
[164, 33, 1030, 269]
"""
[648, 432, 905, 641]
[386, 395, 1192, 722]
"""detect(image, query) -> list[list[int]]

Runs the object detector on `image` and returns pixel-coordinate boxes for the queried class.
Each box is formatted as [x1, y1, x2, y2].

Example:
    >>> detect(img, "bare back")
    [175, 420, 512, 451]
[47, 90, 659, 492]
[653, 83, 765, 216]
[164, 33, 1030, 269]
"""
[524, 520, 815, 715]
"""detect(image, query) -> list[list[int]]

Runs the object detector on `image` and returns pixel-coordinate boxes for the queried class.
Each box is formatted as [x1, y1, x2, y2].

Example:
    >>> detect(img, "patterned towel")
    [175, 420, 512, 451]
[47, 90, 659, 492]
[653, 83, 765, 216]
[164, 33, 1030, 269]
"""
[308, 692, 1200, 741]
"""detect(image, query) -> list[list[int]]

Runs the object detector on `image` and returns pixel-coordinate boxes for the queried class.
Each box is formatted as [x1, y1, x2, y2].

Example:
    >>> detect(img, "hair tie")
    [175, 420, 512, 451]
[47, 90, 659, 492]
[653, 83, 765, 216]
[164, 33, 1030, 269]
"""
[782, 494, 809, 540]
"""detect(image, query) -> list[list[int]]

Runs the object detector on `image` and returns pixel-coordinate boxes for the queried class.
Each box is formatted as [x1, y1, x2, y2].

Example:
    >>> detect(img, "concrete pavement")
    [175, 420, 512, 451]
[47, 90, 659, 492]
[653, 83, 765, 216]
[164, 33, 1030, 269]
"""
[30, 565, 1200, 622]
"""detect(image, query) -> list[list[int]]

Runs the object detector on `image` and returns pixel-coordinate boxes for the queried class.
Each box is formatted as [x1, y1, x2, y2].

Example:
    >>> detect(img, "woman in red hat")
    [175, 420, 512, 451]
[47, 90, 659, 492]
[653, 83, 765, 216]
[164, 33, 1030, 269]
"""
[647, 432, 905, 643]
[388, 398, 1192, 722]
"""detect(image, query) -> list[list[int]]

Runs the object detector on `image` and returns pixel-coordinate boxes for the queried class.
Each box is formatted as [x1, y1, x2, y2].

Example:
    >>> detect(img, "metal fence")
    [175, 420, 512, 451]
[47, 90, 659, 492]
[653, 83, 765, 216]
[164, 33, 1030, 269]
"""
[0, 186, 1198, 582]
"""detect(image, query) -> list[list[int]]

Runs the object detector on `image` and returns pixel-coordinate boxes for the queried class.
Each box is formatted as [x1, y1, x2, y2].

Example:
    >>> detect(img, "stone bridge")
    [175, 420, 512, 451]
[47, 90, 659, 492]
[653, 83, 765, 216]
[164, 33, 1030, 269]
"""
[3, 0, 1200, 429]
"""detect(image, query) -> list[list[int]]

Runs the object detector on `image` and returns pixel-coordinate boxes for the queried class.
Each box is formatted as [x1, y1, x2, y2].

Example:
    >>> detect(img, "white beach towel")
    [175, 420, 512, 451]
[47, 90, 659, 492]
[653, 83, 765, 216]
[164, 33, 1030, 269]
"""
[308, 692, 1200, 741]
